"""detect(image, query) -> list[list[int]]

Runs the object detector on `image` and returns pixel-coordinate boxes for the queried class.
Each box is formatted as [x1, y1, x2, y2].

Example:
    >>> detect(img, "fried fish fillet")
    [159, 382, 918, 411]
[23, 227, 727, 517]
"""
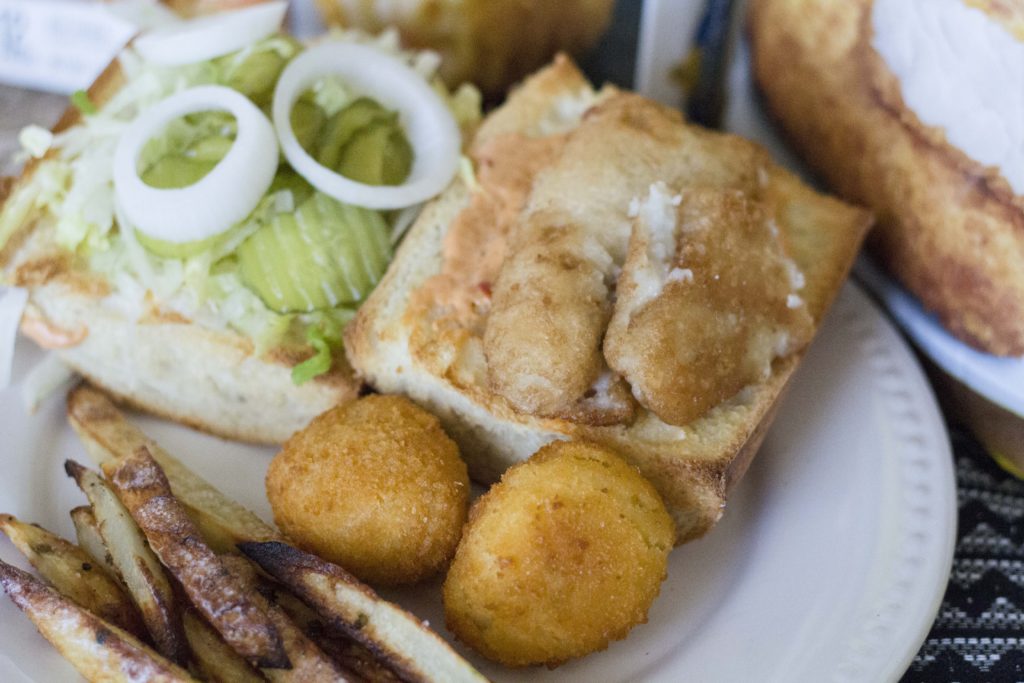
[605, 184, 814, 426]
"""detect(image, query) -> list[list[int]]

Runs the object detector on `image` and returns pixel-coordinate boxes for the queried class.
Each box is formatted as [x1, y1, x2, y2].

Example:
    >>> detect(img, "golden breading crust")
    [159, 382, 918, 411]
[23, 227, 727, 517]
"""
[443, 440, 675, 668]
[482, 91, 814, 426]
[750, 0, 1024, 356]
[605, 187, 814, 427]
[345, 56, 872, 543]
[484, 213, 613, 418]
[266, 395, 470, 586]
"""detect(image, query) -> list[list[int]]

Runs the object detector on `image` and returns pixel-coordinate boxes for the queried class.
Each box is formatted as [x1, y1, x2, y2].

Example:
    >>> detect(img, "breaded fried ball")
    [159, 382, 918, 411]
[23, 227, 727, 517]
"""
[266, 395, 469, 586]
[443, 440, 675, 667]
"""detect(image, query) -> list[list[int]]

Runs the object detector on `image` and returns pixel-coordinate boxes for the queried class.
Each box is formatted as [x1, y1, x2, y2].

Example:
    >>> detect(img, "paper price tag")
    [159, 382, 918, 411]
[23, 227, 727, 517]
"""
[0, 0, 135, 93]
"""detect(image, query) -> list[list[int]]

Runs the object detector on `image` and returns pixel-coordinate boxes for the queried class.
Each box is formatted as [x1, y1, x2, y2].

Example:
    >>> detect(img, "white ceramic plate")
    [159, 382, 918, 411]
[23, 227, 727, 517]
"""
[854, 256, 1024, 419]
[0, 283, 956, 682]
[637, 0, 1024, 420]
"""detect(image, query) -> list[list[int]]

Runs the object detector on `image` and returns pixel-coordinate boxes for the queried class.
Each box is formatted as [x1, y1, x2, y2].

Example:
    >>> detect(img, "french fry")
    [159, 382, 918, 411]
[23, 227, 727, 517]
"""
[65, 459, 188, 664]
[239, 542, 488, 683]
[270, 588, 403, 683]
[106, 447, 289, 670]
[68, 385, 280, 552]
[182, 610, 264, 683]
[70, 505, 121, 579]
[67, 386, 478, 681]
[0, 513, 144, 637]
[0, 559, 197, 683]
[219, 555, 348, 683]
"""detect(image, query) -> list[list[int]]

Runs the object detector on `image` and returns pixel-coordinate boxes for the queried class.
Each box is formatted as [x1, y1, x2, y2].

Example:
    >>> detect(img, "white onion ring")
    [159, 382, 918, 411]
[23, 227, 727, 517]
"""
[114, 85, 278, 243]
[272, 42, 461, 210]
[133, 1, 287, 66]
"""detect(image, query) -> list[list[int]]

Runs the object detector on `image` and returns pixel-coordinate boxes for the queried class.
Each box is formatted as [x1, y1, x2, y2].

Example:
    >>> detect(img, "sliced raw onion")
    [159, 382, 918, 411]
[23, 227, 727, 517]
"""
[273, 42, 461, 210]
[114, 85, 279, 243]
[0, 287, 29, 390]
[133, 0, 287, 66]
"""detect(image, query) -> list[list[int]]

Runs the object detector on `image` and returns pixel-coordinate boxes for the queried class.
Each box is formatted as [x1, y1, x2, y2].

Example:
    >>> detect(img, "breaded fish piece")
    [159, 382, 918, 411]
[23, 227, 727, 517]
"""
[483, 92, 772, 421]
[484, 212, 613, 417]
[605, 184, 814, 426]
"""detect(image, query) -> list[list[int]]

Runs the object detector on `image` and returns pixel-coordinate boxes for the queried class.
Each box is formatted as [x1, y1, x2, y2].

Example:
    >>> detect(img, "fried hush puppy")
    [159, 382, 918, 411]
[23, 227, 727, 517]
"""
[443, 440, 675, 668]
[266, 395, 470, 586]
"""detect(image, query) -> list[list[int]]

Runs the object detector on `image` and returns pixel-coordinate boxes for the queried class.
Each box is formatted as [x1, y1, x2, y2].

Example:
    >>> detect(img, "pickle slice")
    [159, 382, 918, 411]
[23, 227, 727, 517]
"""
[187, 135, 234, 163]
[380, 124, 413, 185]
[314, 97, 394, 170]
[336, 121, 412, 186]
[141, 155, 218, 189]
[237, 193, 392, 313]
[291, 97, 327, 155]
[219, 40, 298, 107]
[268, 168, 315, 207]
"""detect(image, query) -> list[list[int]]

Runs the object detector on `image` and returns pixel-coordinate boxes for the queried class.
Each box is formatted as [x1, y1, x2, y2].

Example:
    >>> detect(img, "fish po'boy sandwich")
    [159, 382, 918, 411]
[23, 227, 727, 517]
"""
[0, 1, 480, 442]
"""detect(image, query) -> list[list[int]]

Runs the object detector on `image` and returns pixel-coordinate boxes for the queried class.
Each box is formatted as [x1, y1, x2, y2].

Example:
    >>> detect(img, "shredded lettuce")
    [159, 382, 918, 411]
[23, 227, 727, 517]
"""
[18, 125, 54, 159]
[458, 155, 480, 193]
[291, 327, 333, 385]
[443, 82, 483, 137]
[1, 28, 482, 385]
[71, 90, 97, 116]
[291, 308, 356, 385]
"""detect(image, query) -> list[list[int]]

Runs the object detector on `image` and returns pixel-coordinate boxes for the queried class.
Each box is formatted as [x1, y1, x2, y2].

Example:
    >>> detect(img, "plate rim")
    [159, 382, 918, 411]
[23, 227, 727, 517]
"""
[614, 283, 958, 683]
[855, 255, 1024, 419]
[829, 283, 958, 683]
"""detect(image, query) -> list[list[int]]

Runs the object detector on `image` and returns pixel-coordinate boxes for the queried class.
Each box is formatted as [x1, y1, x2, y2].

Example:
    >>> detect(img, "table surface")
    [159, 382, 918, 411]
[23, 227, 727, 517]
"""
[1, 1, 1022, 681]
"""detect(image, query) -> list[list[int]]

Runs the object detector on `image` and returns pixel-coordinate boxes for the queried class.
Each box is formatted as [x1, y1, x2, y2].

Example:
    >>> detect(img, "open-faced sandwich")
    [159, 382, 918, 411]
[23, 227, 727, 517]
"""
[0, 1, 480, 442]
[345, 56, 873, 543]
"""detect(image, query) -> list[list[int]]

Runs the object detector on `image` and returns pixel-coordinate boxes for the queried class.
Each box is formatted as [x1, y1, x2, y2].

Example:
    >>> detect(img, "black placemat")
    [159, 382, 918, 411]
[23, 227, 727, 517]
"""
[901, 427, 1024, 682]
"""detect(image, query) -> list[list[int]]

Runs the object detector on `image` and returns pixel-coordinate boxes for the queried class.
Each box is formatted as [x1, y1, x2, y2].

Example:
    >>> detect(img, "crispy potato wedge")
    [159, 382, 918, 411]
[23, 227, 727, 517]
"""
[70, 505, 121, 579]
[68, 385, 280, 552]
[65, 459, 188, 664]
[106, 447, 289, 670]
[182, 610, 264, 683]
[219, 555, 348, 683]
[0, 559, 197, 683]
[0, 513, 144, 637]
[239, 542, 487, 683]
[271, 587, 403, 683]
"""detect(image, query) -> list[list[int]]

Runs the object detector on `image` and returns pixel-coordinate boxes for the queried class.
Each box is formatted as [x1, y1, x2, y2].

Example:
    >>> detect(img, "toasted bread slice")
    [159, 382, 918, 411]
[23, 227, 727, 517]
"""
[346, 56, 871, 543]
[750, 0, 1024, 356]
[0, 60, 359, 445]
